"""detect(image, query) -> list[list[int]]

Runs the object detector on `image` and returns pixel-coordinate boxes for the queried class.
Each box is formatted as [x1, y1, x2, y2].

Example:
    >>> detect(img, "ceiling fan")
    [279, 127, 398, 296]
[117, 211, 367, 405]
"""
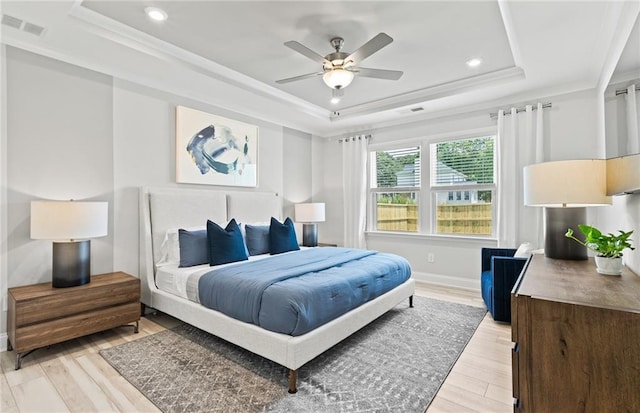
[276, 32, 403, 97]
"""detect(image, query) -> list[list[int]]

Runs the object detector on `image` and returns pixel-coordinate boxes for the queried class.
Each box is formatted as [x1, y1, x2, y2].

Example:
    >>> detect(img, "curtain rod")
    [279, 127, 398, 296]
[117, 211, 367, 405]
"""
[615, 86, 640, 96]
[338, 134, 371, 143]
[489, 103, 552, 119]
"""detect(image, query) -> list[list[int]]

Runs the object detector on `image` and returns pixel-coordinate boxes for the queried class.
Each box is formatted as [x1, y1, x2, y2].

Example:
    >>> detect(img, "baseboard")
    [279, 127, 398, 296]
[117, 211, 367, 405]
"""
[0, 332, 7, 352]
[411, 271, 480, 291]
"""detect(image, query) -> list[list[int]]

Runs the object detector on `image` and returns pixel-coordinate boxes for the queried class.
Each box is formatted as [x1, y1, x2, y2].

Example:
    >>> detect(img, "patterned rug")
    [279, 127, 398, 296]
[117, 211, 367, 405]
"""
[100, 296, 486, 412]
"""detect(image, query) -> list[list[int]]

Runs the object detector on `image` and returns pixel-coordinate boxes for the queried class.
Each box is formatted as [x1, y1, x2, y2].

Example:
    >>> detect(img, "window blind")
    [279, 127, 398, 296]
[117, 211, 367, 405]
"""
[431, 137, 494, 186]
[374, 146, 421, 188]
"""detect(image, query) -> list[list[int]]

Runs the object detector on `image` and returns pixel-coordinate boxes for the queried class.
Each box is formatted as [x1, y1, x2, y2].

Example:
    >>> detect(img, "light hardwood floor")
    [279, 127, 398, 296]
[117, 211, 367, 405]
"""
[1, 282, 512, 413]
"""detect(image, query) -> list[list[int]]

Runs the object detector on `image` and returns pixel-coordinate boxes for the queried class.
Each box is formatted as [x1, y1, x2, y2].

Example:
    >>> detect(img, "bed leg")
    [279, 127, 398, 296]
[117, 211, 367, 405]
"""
[409, 295, 414, 308]
[288, 369, 298, 394]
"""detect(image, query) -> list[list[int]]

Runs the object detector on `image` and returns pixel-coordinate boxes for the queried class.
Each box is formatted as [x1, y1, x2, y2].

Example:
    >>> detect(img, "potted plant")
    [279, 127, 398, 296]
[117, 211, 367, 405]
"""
[565, 225, 634, 275]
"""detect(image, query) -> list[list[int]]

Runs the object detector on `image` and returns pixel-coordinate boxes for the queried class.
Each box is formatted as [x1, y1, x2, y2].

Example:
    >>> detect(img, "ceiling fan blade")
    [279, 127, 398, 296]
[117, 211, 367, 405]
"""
[275, 72, 324, 84]
[284, 41, 330, 65]
[351, 67, 403, 80]
[345, 33, 393, 64]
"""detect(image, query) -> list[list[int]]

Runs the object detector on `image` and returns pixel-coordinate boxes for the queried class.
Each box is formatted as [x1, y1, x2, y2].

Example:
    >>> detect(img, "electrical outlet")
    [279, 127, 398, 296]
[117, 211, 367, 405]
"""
[427, 253, 435, 263]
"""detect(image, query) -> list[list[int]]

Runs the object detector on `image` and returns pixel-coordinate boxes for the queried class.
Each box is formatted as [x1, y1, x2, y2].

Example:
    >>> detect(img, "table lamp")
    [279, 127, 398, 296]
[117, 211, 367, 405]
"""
[523, 159, 610, 260]
[294, 203, 326, 247]
[31, 200, 108, 287]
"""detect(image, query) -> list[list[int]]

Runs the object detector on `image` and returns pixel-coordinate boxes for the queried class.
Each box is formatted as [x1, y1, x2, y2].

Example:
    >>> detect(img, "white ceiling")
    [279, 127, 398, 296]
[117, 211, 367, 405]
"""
[1, 1, 639, 136]
[81, 1, 517, 111]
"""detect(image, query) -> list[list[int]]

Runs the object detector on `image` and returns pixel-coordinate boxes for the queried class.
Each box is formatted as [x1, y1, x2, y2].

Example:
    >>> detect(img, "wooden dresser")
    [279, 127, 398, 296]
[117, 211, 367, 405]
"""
[510, 255, 640, 412]
[7, 271, 140, 369]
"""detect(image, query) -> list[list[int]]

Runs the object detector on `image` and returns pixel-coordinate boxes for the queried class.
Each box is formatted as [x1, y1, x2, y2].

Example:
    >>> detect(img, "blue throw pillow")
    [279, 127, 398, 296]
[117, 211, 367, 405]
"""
[207, 219, 249, 266]
[269, 217, 300, 255]
[178, 229, 209, 267]
[245, 224, 270, 256]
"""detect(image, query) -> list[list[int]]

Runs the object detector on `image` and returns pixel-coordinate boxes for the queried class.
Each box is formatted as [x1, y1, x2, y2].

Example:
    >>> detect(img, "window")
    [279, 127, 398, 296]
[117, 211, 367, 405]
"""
[369, 135, 496, 236]
[430, 136, 495, 236]
[370, 147, 420, 232]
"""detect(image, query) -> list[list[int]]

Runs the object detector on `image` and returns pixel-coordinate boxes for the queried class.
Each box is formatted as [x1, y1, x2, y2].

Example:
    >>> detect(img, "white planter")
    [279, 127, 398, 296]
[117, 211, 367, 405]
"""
[595, 256, 623, 276]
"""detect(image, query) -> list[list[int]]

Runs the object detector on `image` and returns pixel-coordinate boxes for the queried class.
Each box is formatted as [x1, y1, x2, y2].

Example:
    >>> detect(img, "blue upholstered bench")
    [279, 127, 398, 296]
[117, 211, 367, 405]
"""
[480, 248, 528, 323]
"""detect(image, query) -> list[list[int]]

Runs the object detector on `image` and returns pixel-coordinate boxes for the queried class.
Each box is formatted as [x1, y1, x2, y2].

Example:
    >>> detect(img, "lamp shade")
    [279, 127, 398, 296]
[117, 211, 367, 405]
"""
[523, 159, 611, 207]
[31, 201, 108, 240]
[294, 203, 326, 223]
[607, 153, 640, 195]
[322, 69, 354, 89]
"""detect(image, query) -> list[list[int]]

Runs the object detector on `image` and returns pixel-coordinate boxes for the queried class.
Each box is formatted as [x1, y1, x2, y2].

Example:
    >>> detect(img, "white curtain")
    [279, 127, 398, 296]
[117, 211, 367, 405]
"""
[497, 109, 517, 247]
[626, 84, 639, 154]
[342, 135, 368, 249]
[497, 104, 545, 248]
[533, 103, 545, 248]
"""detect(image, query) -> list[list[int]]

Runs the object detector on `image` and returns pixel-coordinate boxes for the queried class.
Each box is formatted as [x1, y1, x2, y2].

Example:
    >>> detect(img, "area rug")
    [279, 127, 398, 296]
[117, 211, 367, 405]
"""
[100, 296, 486, 412]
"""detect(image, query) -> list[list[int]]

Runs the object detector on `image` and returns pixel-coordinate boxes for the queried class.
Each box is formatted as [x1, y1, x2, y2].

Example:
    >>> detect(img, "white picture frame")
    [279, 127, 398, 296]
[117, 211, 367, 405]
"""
[176, 105, 258, 187]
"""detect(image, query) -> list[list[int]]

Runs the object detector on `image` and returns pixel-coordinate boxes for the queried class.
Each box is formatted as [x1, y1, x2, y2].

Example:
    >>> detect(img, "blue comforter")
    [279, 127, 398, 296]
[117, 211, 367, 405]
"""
[198, 247, 411, 336]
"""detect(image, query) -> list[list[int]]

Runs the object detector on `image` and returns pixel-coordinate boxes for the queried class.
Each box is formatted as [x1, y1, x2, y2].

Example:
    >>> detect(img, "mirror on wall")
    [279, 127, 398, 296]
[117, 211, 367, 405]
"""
[607, 153, 640, 195]
[603, 12, 639, 195]
[604, 13, 639, 159]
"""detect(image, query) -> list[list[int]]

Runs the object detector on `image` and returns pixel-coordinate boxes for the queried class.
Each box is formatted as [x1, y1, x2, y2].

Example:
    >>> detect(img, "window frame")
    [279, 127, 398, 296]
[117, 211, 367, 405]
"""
[429, 134, 497, 237]
[368, 144, 422, 233]
[367, 130, 497, 238]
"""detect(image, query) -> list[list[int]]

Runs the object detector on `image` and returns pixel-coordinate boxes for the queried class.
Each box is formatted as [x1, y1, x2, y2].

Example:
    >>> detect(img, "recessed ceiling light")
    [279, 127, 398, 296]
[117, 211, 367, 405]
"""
[145, 7, 168, 22]
[466, 58, 482, 68]
[330, 97, 341, 105]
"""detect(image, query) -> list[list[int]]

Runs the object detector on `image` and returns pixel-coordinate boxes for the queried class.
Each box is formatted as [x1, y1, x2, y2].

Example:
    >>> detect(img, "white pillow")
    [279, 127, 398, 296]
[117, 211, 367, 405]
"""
[514, 242, 535, 258]
[156, 229, 180, 267]
[156, 227, 205, 267]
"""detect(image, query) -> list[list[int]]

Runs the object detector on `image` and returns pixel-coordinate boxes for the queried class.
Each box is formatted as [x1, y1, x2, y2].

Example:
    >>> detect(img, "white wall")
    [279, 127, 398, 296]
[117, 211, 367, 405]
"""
[282, 127, 312, 217]
[546, 89, 601, 161]
[6, 47, 115, 288]
[282, 126, 312, 240]
[314, 137, 344, 246]
[0, 47, 312, 345]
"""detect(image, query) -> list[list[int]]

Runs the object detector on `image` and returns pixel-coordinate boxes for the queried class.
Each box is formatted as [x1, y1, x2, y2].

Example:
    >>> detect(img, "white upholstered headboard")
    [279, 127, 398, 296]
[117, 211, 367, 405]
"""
[139, 186, 282, 305]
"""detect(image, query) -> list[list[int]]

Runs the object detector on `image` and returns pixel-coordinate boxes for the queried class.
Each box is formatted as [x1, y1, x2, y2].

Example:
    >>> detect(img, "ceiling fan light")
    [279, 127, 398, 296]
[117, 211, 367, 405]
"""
[323, 69, 354, 89]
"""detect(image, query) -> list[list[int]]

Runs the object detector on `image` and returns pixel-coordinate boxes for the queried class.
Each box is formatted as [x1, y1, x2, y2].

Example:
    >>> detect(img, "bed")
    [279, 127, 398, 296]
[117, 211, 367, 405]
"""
[139, 186, 415, 393]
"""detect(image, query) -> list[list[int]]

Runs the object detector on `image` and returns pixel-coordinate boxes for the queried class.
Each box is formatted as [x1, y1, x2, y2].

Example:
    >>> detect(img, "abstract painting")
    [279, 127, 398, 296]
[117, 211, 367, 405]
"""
[176, 105, 258, 187]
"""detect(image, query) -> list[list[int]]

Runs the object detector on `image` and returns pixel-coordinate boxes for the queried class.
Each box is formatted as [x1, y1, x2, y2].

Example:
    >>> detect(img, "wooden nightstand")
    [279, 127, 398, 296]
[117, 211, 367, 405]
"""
[7, 271, 140, 369]
[318, 243, 338, 247]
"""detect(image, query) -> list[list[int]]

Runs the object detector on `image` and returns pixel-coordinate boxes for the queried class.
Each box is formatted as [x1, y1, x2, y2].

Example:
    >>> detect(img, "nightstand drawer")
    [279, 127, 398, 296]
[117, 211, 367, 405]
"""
[13, 301, 140, 353]
[11, 272, 139, 327]
[7, 271, 141, 369]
